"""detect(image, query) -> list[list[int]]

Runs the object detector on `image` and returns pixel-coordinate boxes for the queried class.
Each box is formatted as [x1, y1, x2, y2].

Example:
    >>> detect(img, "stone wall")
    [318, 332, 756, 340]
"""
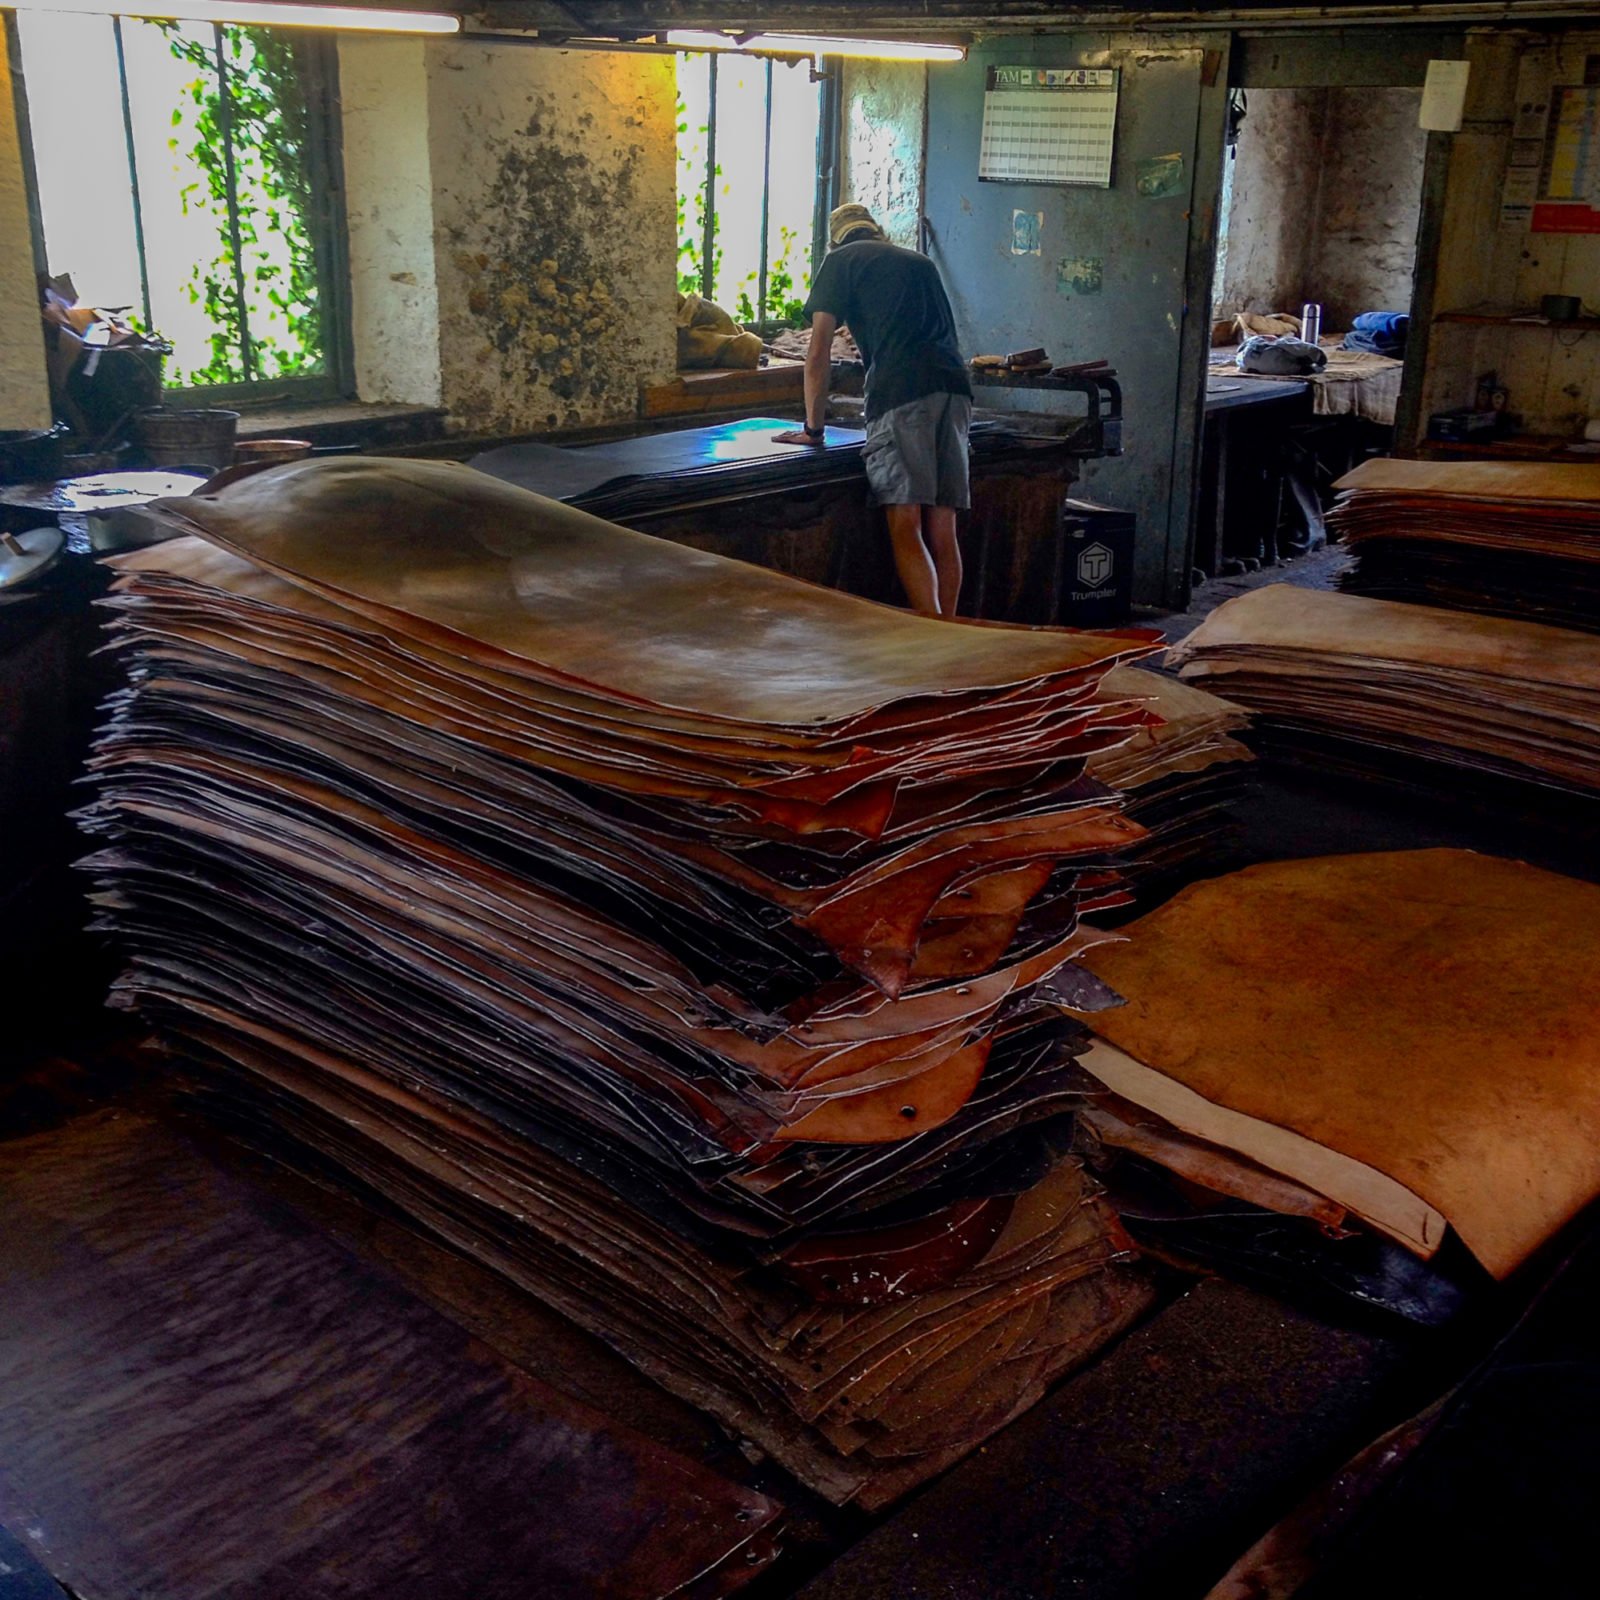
[339, 37, 678, 435]
[0, 30, 49, 430]
[425, 43, 678, 435]
[1218, 85, 1427, 329]
[839, 60, 925, 248]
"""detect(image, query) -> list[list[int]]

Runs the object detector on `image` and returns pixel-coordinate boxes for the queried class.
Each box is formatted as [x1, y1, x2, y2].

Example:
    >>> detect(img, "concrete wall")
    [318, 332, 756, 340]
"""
[1315, 88, 1428, 327]
[839, 61, 925, 248]
[926, 35, 1224, 607]
[1218, 85, 1426, 328]
[337, 38, 677, 435]
[1412, 27, 1600, 441]
[1216, 88, 1327, 317]
[0, 29, 49, 430]
[338, 37, 442, 408]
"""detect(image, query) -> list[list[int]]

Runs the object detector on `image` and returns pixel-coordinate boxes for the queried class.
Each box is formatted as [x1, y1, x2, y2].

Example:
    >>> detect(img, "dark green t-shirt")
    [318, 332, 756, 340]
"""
[803, 239, 972, 420]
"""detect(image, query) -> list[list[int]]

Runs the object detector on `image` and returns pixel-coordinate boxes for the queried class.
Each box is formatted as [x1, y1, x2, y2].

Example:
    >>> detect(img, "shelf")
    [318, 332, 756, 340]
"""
[1433, 309, 1600, 331]
[1418, 433, 1600, 462]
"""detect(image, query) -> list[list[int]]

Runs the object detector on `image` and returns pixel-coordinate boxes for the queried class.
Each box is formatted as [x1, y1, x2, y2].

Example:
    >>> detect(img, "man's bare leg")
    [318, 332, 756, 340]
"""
[925, 506, 962, 618]
[885, 503, 940, 615]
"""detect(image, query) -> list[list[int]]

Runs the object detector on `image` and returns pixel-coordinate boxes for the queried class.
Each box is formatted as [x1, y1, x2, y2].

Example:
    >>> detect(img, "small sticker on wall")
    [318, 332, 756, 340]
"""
[1135, 153, 1186, 198]
[1057, 256, 1103, 296]
[1011, 210, 1043, 255]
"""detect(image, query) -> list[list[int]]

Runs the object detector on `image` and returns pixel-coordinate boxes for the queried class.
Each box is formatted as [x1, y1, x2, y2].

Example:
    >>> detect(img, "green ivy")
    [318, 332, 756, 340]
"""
[674, 80, 720, 298]
[164, 24, 323, 385]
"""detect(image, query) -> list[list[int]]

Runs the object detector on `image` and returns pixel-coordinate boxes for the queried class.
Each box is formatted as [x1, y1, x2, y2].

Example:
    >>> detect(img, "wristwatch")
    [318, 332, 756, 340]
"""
[803, 423, 825, 439]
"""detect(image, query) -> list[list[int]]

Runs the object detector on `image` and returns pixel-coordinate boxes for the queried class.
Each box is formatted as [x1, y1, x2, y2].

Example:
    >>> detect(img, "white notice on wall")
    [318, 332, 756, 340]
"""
[979, 66, 1119, 188]
[1500, 166, 1538, 230]
[1420, 60, 1471, 132]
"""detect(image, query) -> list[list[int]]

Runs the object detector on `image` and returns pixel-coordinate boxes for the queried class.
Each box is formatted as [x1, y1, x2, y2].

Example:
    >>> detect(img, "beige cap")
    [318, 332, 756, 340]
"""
[828, 203, 885, 247]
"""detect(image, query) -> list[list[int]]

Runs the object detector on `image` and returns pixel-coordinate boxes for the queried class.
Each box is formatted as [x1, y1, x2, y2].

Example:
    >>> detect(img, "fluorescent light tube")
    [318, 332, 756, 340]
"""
[666, 30, 964, 63]
[11, 2, 461, 33]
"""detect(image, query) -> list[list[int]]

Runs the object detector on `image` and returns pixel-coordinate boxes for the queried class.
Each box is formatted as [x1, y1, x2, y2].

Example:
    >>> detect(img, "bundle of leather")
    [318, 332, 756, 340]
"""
[1333, 458, 1600, 633]
[970, 348, 1052, 375]
[676, 291, 764, 371]
[1065, 850, 1600, 1315]
[1087, 667, 1253, 896]
[1237, 335, 1326, 376]
[1232, 311, 1302, 341]
[82, 457, 1165, 1506]
[1167, 583, 1600, 800]
[768, 324, 862, 366]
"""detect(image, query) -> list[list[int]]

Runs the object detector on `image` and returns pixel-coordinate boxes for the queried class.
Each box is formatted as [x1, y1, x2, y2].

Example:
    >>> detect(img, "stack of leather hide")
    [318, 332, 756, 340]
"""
[1333, 458, 1600, 633]
[1066, 851, 1600, 1319]
[82, 457, 1164, 1508]
[1167, 584, 1600, 800]
[1088, 666, 1253, 894]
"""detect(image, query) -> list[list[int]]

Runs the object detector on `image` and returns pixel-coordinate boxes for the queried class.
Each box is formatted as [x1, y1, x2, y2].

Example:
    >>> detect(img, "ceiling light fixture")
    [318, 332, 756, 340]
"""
[665, 29, 965, 63]
[11, 1, 461, 34]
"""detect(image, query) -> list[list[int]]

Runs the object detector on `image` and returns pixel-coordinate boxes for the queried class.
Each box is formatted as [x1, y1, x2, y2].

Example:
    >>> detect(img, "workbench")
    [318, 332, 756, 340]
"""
[473, 407, 1125, 625]
[1194, 376, 1312, 578]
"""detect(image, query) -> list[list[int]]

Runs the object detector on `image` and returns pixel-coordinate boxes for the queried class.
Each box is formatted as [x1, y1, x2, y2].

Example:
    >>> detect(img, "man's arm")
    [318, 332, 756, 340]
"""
[774, 311, 838, 446]
[803, 311, 837, 432]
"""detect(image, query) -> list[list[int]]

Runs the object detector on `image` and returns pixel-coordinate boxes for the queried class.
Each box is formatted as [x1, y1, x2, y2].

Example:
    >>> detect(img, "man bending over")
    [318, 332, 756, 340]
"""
[776, 204, 973, 618]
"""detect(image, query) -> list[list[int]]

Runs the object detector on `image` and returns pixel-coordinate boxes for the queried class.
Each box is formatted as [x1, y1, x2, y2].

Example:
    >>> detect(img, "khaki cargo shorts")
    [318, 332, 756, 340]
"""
[862, 391, 973, 510]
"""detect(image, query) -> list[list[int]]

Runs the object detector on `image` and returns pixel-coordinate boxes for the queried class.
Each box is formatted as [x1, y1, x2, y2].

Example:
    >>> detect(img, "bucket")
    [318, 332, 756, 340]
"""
[232, 438, 313, 467]
[0, 426, 66, 486]
[134, 407, 240, 469]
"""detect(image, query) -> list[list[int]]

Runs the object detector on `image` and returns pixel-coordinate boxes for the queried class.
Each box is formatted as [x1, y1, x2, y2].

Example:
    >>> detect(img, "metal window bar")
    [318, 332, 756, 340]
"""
[112, 18, 154, 333]
[700, 52, 717, 302]
[756, 57, 773, 327]
[811, 58, 840, 278]
[211, 24, 255, 382]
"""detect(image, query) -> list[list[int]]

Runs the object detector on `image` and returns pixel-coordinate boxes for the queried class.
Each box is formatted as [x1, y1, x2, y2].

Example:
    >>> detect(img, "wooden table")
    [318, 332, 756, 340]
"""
[1194, 378, 1311, 578]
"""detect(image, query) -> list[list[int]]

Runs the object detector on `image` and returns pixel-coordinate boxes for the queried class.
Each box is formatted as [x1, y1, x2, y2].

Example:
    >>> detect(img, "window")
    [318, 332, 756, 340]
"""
[12, 10, 347, 395]
[675, 52, 830, 327]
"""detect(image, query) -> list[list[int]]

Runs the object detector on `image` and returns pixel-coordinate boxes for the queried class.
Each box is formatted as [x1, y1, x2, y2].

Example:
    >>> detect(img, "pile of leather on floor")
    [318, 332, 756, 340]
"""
[1167, 583, 1600, 800]
[1063, 850, 1600, 1321]
[1087, 666, 1253, 897]
[1333, 458, 1600, 633]
[81, 456, 1168, 1509]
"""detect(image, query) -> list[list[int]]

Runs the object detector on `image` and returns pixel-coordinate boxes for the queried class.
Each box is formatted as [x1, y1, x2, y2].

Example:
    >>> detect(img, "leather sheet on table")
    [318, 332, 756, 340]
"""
[469, 417, 868, 505]
[0, 1110, 782, 1600]
[1073, 850, 1600, 1280]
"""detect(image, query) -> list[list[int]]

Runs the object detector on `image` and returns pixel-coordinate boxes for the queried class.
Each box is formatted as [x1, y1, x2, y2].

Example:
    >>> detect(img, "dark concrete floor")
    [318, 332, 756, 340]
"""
[1145, 540, 1352, 649]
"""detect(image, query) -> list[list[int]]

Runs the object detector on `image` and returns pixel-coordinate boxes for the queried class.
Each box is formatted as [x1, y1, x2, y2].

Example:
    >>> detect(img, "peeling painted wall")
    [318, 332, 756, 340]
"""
[426, 44, 677, 435]
[1218, 86, 1426, 328]
[0, 30, 49, 430]
[339, 36, 442, 407]
[840, 61, 925, 247]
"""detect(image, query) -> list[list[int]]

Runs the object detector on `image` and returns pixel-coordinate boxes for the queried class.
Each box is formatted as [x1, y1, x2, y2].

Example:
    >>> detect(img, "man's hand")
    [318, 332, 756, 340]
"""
[773, 428, 827, 447]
